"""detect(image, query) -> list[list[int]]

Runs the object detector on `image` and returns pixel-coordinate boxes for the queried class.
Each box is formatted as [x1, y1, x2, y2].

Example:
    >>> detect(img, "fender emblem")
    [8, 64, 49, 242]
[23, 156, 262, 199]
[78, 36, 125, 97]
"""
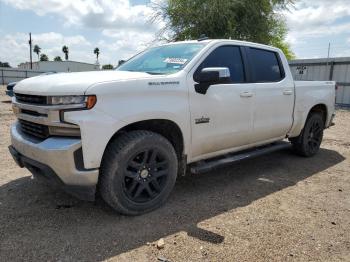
[195, 116, 210, 124]
[148, 81, 180, 86]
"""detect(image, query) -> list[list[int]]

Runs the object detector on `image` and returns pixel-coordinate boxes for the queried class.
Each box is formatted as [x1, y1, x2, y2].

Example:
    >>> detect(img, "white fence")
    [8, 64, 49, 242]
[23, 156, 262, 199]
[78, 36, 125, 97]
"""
[1, 67, 47, 85]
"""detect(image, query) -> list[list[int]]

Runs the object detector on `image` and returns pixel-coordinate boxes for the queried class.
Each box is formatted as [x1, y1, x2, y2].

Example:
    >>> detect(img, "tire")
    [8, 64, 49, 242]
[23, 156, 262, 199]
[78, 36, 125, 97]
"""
[290, 112, 324, 157]
[99, 130, 178, 215]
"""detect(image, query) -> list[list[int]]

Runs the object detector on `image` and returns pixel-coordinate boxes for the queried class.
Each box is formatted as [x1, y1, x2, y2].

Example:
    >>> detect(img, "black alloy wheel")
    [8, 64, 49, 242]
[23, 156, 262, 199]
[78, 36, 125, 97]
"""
[290, 112, 324, 157]
[124, 149, 169, 203]
[305, 117, 323, 155]
[99, 130, 178, 215]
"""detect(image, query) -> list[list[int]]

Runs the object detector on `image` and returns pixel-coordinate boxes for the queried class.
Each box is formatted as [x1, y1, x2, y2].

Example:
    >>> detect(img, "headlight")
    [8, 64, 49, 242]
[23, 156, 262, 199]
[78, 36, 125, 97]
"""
[48, 95, 97, 109]
[49, 95, 85, 105]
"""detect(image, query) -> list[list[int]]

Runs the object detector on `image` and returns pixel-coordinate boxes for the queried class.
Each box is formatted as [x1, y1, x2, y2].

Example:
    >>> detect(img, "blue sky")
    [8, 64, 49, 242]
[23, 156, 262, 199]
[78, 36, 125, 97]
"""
[1, 0, 350, 67]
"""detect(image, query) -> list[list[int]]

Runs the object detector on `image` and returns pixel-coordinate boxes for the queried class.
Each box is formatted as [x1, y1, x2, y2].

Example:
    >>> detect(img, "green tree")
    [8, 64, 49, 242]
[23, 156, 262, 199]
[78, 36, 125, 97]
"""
[62, 45, 69, 60]
[33, 45, 41, 60]
[153, 0, 295, 59]
[54, 56, 62, 61]
[94, 47, 100, 61]
[40, 54, 49, 61]
[269, 21, 295, 59]
[102, 64, 114, 70]
[0, 61, 11, 67]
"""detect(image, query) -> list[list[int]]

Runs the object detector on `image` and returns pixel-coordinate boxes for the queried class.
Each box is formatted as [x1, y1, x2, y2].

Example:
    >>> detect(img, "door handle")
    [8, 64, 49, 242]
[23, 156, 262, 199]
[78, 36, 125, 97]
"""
[283, 89, 293, 95]
[240, 91, 254, 98]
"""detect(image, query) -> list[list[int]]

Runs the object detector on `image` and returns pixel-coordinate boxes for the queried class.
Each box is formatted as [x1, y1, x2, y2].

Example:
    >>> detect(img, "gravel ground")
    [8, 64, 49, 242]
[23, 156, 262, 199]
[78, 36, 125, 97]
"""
[0, 85, 349, 262]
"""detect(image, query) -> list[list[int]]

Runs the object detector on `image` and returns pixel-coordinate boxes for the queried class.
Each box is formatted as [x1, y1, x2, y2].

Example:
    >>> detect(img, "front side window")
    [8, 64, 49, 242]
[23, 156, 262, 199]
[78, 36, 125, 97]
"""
[194, 45, 245, 83]
[117, 43, 206, 75]
[249, 48, 284, 82]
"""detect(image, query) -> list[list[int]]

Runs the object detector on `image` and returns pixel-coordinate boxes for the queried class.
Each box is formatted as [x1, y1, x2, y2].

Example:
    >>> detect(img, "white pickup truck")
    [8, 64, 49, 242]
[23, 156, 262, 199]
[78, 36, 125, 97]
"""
[9, 39, 335, 215]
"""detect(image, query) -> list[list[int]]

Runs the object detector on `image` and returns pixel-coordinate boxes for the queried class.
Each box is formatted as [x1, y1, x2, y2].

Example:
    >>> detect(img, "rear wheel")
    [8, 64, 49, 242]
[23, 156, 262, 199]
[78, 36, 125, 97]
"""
[99, 130, 178, 215]
[290, 112, 324, 157]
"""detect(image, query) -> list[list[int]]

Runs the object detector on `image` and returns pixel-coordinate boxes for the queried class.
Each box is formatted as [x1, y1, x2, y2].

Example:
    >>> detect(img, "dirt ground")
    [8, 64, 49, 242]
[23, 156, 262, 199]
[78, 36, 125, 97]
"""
[0, 85, 349, 262]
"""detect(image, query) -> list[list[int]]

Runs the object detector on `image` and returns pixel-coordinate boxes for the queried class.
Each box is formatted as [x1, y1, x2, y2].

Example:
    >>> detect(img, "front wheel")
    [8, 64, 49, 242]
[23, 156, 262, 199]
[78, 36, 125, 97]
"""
[99, 130, 178, 215]
[290, 112, 324, 157]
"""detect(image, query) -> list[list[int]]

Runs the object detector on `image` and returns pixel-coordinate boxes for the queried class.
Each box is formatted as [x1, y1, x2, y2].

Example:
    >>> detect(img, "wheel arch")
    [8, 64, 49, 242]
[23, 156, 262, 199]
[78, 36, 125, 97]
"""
[288, 102, 329, 138]
[307, 103, 328, 125]
[106, 119, 185, 160]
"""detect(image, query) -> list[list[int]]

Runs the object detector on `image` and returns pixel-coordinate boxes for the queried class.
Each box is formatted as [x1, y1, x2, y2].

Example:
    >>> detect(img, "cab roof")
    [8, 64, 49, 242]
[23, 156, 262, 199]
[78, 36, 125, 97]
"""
[160, 39, 280, 52]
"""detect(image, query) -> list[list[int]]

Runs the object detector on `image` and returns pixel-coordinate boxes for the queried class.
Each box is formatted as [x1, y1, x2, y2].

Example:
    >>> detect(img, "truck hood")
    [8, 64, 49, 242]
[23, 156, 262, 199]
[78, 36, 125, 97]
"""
[14, 71, 154, 96]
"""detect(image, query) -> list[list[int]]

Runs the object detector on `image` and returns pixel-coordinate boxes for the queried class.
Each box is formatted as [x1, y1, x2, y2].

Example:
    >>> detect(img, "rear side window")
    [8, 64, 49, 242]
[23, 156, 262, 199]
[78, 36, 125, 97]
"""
[249, 48, 284, 82]
[194, 46, 245, 83]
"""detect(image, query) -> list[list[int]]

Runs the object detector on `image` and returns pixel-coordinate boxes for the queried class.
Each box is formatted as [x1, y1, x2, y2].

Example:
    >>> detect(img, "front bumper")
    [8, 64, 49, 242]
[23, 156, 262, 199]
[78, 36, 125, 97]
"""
[9, 123, 99, 201]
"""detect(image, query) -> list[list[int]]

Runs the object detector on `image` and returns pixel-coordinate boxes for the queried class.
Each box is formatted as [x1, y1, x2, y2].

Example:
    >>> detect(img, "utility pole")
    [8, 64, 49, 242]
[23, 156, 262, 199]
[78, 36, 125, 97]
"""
[326, 42, 331, 79]
[327, 42, 331, 59]
[326, 42, 331, 65]
[29, 33, 33, 69]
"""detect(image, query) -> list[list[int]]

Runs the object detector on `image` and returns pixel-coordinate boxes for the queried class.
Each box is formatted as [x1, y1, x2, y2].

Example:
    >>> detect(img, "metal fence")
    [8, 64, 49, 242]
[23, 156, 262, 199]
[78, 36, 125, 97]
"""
[289, 57, 350, 106]
[1, 68, 46, 85]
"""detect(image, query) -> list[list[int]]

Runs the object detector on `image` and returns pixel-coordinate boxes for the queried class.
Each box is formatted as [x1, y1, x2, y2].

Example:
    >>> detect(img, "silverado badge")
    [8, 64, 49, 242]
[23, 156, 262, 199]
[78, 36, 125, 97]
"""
[195, 116, 210, 124]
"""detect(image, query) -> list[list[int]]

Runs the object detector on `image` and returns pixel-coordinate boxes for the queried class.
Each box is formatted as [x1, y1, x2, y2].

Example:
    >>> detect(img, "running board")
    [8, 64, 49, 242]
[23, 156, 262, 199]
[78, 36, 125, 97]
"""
[190, 141, 291, 174]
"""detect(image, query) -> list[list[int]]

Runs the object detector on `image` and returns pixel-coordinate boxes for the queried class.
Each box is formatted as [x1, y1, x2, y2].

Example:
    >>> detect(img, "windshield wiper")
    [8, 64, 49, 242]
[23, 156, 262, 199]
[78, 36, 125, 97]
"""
[122, 70, 165, 75]
[145, 72, 164, 75]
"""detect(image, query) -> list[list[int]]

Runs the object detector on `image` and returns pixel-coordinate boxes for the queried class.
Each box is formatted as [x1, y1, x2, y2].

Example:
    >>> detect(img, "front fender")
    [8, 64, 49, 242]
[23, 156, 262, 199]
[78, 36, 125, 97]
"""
[65, 80, 190, 169]
[65, 108, 189, 169]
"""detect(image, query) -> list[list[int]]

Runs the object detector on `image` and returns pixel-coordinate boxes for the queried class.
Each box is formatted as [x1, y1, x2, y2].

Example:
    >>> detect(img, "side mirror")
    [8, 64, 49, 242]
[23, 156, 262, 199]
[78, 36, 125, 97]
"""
[195, 67, 231, 94]
[118, 60, 126, 66]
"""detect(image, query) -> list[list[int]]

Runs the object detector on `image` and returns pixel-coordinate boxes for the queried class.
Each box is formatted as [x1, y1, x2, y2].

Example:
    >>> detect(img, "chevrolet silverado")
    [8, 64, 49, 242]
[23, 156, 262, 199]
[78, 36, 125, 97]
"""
[9, 39, 336, 215]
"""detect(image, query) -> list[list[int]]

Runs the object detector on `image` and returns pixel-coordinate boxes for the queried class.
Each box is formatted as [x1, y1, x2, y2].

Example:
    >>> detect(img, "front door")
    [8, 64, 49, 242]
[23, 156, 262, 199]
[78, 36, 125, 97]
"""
[188, 45, 254, 160]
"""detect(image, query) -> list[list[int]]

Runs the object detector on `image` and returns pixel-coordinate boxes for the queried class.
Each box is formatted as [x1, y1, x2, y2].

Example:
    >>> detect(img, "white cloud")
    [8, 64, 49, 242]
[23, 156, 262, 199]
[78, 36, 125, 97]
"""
[283, 1, 350, 28]
[0, 0, 161, 31]
[281, 0, 350, 57]
[97, 30, 158, 61]
[0, 0, 164, 66]
[282, 0, 350, 40]
[0, 30, 158, 67]
[5, 0, 349, 64]
[32, 32, 91, 46]
[0, 32, 93, 66]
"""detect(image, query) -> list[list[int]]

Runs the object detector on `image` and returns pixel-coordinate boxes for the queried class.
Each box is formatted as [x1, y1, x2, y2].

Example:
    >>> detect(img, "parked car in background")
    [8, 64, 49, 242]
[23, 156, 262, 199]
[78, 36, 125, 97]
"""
[9, 39, 335, 215]
[5, 71, 57, 98]
[5, 82, 17, 97]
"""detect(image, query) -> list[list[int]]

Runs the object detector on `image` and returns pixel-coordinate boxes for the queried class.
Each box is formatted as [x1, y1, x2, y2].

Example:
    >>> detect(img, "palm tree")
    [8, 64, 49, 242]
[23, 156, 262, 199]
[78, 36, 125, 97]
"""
[94, 47, 100, 61]
[62, 45, 69, 60]
[33, 45, 41, 60]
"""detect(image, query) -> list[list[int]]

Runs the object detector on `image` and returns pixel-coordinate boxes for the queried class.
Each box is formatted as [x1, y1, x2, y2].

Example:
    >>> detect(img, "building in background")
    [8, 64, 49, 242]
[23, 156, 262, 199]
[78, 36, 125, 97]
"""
[289, 57, 350, 106]
[1, 61, 100, 85]
[18, 61, 100, 72]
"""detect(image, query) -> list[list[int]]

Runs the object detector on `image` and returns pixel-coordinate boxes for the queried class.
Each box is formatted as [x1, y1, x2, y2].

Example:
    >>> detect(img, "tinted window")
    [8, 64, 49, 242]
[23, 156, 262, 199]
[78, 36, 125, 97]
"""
[249, 48, 283, 82]
[194, 46, 245, 83]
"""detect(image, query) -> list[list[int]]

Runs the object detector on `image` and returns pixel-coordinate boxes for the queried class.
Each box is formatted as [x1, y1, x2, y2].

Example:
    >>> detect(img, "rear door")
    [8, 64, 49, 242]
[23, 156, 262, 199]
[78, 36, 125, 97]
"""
[246, 47, 294, 143]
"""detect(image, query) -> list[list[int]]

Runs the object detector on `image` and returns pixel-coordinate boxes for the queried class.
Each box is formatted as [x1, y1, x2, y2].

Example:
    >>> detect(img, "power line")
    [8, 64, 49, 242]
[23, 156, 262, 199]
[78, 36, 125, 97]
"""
[294, 44, 350, 51]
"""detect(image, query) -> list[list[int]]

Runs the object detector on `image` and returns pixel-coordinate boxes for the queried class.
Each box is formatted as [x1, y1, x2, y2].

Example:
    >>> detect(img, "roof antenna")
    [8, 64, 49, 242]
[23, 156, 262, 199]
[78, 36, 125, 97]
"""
[198, 34, 209, 41]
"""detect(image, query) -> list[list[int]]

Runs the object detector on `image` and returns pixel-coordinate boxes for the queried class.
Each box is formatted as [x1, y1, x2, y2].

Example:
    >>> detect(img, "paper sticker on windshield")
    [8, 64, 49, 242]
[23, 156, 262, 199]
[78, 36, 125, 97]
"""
[164, 57, 188, 64]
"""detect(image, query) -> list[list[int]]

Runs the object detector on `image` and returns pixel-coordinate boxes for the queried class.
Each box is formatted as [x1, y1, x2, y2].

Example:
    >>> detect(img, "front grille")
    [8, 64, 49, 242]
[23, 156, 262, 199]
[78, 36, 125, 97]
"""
[19, 119, 49, 139]
[15, 93, 47, 105]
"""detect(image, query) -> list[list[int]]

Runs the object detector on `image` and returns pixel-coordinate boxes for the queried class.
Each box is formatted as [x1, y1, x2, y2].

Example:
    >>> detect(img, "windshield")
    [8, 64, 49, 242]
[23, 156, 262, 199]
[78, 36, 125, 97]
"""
[117, 43, 206, 75]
